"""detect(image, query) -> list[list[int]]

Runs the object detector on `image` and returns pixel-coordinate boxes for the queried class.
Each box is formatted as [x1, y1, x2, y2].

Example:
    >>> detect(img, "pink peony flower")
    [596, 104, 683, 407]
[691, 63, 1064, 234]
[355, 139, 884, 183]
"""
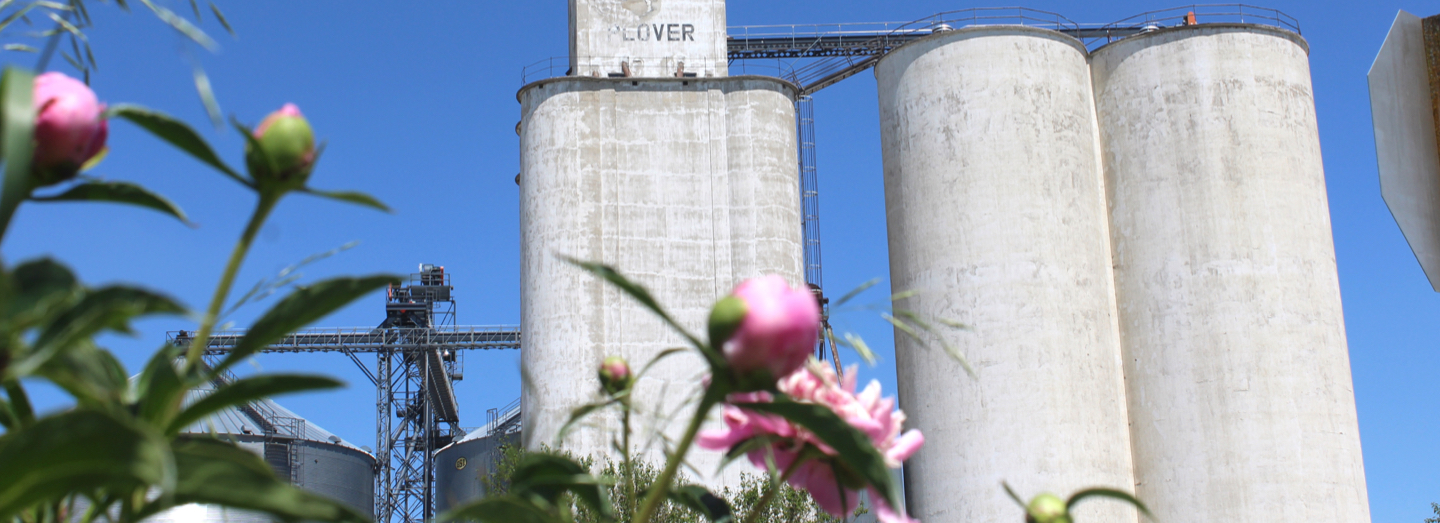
[699, 364, 924, 523]
[32, 72, 107, 184]
[720, 275, 821, 381]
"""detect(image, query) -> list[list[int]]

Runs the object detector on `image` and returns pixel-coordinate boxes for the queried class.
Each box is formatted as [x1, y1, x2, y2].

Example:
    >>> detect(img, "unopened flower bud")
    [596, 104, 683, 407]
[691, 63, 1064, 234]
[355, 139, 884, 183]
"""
[1025, 493, 1070, 523]
[707, 295, 747, 348]
[598, 356, 632, 395]
[31, 72, 107, 187]
[247, 103, 315, 192]
[719, 275, 820, 385]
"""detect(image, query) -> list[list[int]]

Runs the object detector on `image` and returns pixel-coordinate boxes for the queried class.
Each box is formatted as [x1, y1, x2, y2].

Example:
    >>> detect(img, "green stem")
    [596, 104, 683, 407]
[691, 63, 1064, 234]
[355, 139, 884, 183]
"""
[184, 194, 279, 371]
[0, 188, 24, 247]
[621, 396, 633, 516]
[741, 455, 805, 523]
[4, 381, 34, 428]
[631, 393, 719, 523]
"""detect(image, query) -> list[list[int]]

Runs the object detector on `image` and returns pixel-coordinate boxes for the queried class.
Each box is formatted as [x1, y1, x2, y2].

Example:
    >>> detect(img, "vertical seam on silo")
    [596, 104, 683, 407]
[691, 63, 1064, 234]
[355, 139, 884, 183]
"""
[1086, 49, 1142, 523]
[710, 85, 722, 299]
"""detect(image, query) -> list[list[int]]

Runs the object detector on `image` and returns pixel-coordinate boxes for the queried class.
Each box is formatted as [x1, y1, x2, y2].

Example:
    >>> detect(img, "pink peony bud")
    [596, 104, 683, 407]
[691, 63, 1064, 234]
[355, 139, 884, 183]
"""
[718, 275, 820, 382]
[598, 356, 632, 395]
[247, 103, 315, 191]
[1026, 493, 1070, 523]
[31, 72, 107, 186]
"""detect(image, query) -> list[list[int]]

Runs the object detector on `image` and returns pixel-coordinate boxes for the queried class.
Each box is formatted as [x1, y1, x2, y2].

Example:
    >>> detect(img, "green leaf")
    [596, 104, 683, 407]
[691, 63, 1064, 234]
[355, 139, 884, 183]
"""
[556, 397, 620, 443]
[732, 397, 904, 516]
[191, 65, 222, 128]
[889, 289, 919, 302]
[0, 67, 36, 239]
[302, 188, 391, 213]
[833, 278, 880, 308]
[2, 44, 36, 52]
[563, 258, 705, 350]
[438, 496, 557, 523]
[138, 438, 366, 522]
[831, 330, 876, 365]
[0, 409, 174, 521]
[35, 340, 128, 408]
[881, 312, 974, 378]
[718, 434, 783, 470]
[1, 383, 32, 428]
[4, 258, 81, 328]
[1066, 487, 1152, 517]
[1002, 481, 1026, 508]
[0, 6, 39, 35]
[108, 104, 248, 186]
[0, 397, 14, 430]
[215, 275, 398, 374]
[208, 2, 234, 37]
[31, 180, 191, 224]
[45, 11, 84, 42]
[136, 0, 216, 50]
[636, 347, 690, 379]
[509, 453, 613, 517]
[132, 343, 186, 425]
[668, 484, 733, 522]
[168, 374, 342, 435]
[10, 285, 184, 379]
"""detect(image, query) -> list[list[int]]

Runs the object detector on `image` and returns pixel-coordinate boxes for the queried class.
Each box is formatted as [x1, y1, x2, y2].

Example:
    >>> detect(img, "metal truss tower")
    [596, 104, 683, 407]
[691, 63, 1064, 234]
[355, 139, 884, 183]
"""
[173, 265, 522, 523]
[373, 266, 461, 523]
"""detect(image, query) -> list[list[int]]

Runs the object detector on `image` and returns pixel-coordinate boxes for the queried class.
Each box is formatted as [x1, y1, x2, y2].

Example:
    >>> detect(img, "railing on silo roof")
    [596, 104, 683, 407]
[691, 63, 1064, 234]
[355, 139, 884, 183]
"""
[1095, 4, 1301, 47]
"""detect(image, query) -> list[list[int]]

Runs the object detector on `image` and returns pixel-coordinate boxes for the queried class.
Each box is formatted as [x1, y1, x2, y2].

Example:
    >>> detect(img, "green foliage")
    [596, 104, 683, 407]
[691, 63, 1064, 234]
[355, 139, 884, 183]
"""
[0, 9, 391, 521]
[468, 444, 845, 523]
[1426, 502, 1440, 523]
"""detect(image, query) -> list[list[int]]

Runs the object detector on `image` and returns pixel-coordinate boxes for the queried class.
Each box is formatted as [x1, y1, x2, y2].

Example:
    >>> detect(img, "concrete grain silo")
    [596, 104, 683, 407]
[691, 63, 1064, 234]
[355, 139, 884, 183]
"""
[518, 0, 803, 486]
[1091, 23, 1370, 522]
[875, 20, 1136, 523]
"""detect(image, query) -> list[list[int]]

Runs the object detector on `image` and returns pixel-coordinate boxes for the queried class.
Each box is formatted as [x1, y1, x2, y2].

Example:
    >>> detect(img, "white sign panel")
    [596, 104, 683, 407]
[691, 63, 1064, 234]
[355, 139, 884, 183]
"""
[1370, 10, 1440, 292]
[569, 0, 728, 79]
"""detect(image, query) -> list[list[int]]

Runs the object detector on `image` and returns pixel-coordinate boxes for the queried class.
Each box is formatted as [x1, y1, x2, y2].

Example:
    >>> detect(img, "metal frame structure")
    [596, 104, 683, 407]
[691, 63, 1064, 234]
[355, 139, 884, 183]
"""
[171, 266, 521, 523]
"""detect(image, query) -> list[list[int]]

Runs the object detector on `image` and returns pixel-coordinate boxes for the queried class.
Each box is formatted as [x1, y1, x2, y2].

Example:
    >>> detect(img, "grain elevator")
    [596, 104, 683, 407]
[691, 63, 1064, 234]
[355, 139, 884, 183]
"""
[517, 0, 804, 486]
[514, 3, 1372, 522]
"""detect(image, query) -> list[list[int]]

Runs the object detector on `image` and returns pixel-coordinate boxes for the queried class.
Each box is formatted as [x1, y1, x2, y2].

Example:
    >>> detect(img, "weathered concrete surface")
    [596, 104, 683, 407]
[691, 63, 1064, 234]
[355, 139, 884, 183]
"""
[1093, 25, 1371, 523]
[570, 0, 727, 78]
[1370, 10, 1440, 292]
[518, 76, 801, 486]
[876, 27, 1137, 523]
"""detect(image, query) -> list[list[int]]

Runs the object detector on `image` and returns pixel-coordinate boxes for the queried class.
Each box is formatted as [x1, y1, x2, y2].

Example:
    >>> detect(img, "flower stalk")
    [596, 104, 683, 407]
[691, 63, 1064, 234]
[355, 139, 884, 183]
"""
[183, 193, 279, 370]
[631, 390, 720, 523]
[741, 453, 806, 523]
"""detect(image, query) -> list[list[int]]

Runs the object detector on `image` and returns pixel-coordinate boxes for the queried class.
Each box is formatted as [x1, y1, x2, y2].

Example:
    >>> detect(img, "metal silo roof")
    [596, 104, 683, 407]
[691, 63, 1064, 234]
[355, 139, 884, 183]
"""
[181, 383, 368, 454]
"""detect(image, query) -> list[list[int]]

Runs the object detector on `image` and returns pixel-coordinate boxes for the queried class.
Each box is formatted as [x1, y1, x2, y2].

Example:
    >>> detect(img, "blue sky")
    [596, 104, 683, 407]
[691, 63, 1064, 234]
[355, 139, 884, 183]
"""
[4, 0, 1438, 521]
